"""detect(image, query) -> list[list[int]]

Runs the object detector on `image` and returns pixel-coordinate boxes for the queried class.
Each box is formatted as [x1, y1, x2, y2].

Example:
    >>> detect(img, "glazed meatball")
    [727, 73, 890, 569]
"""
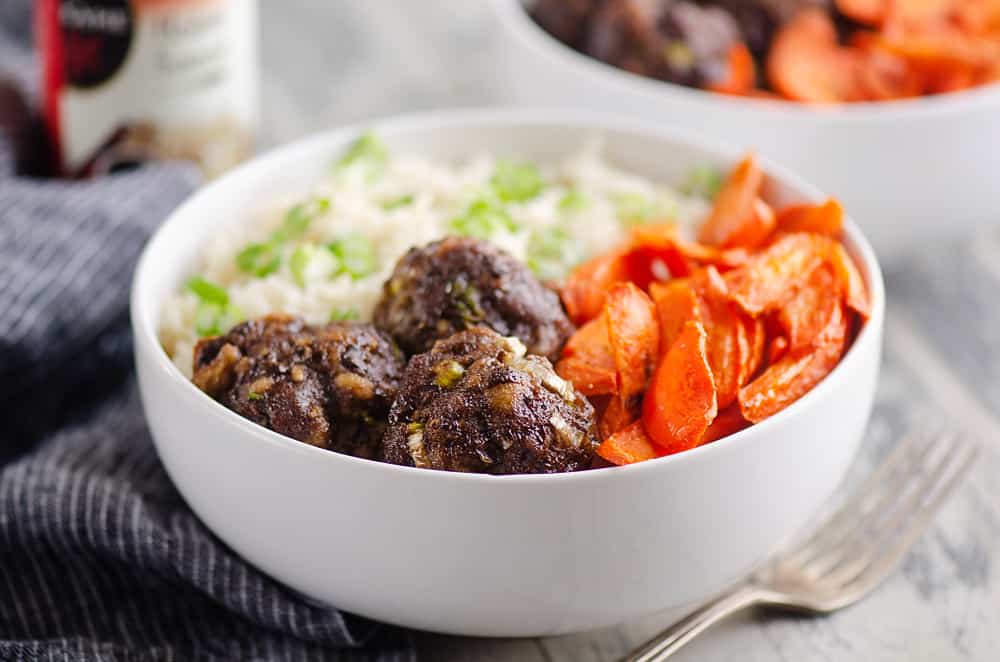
[373, 237, 574, 361]
[383, 328, 600, 474]
[192, 314, 404, 458]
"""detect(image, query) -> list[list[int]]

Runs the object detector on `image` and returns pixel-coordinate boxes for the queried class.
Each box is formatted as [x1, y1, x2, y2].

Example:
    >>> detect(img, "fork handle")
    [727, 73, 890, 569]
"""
[620, 584, 764, 662]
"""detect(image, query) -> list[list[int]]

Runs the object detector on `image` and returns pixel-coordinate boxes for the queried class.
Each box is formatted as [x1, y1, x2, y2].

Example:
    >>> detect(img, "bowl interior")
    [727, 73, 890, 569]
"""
[132, 109, 884, 476]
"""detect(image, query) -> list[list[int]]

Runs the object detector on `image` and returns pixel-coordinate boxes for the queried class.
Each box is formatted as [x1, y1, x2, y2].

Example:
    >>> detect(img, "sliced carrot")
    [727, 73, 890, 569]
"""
[596, 421, 663, 466]
[642, 321, 718, 454]
[649, 278, 701, 356]
[630, 224, 750, 280]
[719, 197, 777, 250]
[767, 9, 866, 103]
[724, 233, 829, 316]
[837, 0, 888, 25]
[778, 264, 841, 351]
[556, 313, 617, 396]
[693, 267, 746, 409]
[708, 42, 756, 95]
[697, 155, 765, 248]
[561, 250, 631, 325]
[739, 301, 849, 423]
[769, 335, 790, 364]
[703, 404, 751, 444]
[740, 314, 766, 387]
[605, 282, 660, 407]
[776, 199, 845, 236]
[599, 395, 638, 440]
[828, 242, 873, 319]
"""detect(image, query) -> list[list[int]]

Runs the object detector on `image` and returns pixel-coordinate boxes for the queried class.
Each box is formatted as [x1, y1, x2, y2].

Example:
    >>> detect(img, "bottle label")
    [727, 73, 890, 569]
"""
[41, 0, 258, 178]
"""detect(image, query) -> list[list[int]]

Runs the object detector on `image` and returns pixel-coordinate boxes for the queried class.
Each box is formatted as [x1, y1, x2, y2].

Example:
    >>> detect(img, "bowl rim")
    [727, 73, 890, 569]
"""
[491, 0, 1000, 120]
[131, 107, 886, 485]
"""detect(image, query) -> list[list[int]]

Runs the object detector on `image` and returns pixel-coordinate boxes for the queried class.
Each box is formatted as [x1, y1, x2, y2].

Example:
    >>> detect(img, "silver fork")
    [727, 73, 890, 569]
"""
[622, 422, 980, 662]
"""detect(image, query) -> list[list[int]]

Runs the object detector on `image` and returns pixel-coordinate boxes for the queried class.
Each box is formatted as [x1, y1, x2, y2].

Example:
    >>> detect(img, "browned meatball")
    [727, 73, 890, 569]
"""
[192, 314, 404, 458]
[372, 237, 574, 362]
[382, 328, 600, 475]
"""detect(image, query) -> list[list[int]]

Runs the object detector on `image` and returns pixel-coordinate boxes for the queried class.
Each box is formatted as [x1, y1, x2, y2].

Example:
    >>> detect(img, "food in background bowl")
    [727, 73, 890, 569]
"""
[158, 134, 869, 474]
[530, 0, 1000, 103]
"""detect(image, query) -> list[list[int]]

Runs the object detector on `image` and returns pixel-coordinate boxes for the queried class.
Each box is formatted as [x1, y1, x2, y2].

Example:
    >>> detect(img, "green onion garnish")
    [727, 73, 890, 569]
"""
[186, 276, 229, 306]
[193, 301, 243, 338]
[235, 242, 281, 277]
[448, 198, 518, 239]
[681, 165, 724, 200]
[328, 234, 378, 280]
[558, 189, 587, 213]
[613, 192, 656, 227]
[382, 194, 414, 210]
[330, 307, 360, 322]
[247, 391, 263, 401]
[433, 360, 466, 388]
[289, 244, 316, 289]
[491, 160, 544, 203]
[526, 225, 583, 282]
[272, 196, 330, 243]
[335, 132, 387, 181]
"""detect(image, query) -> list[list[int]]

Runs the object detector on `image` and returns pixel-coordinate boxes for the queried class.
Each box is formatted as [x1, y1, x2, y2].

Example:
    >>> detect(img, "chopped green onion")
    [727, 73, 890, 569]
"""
[681, 165, 724, 200]
[194, 301, 243, 338]
[289, 244, 317, 289]
[448, 198, 518, 239]
[186, 276, 229, 306]
[235, 242, 281, 277]
[446, 280, 484, 323]
[613, 192, 656, 227]
[407, 421, 424, 433]
[330, 307, 359, 322]
[491, 160, 544, 202]
[526, 225, 583, 282]
[247, 391, 263, 401]
[272, 196, 330, 243]
[382, 194, 414, 210]
[335, 132, 387, 180]
[558, 189, 587, 213]
[328, 234, 378, 280]
[433, 360, 466, 388]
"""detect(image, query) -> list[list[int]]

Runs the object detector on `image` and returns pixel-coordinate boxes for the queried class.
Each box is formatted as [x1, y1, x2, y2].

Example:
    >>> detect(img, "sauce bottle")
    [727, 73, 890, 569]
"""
[36, 0, 258, 178]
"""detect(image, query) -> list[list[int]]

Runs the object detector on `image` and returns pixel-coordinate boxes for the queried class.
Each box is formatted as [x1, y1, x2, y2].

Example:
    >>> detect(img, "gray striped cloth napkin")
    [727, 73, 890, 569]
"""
[0, 5, 415, 659]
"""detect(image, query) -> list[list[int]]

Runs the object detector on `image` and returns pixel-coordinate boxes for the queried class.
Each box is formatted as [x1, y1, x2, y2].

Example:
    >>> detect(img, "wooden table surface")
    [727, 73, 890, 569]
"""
[258, 3, 1000, 660]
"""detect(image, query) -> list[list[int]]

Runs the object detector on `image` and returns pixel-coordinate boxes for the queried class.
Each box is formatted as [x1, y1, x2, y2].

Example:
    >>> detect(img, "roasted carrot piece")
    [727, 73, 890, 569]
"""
[599, 395, 638, 440]
[778, 264, 841, 351]
[836, 0, 888, 26]
[556, 313, 617, 396]
[605, 282, 660, 407]
[828, 242, 872, 319]
[739, 301, 849, 423]
[702, 404, 751, 444]
[769, 335, 790, 364]
[718, 197, 777, 250]
[767, 9, 866, 103]
[708, 42, 756, 95]
[724, 233, 829, 316]
[649, 278, 701, 356]
[596, 421, 663, 466]
[740, 314, 766, 387]
[697, 154, 765, 248]
[630, 224, 750, 279]
[775, 199, 845, 236]
[642, 321, 718, 454]
[561, 250, 631, 325]
[693, 267, 746, 409]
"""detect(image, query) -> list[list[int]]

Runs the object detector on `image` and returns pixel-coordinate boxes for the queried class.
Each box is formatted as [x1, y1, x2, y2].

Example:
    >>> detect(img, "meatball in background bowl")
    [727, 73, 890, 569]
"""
[131, 110, 884, 637]
[491, 0, 1000, 256]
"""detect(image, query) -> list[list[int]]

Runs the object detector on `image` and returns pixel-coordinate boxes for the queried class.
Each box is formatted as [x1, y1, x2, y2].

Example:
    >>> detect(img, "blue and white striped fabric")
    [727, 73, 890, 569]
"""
[0, 4, 415, 658]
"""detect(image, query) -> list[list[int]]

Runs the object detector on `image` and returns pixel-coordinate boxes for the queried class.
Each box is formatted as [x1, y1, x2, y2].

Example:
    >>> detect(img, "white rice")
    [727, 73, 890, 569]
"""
[159, 138, 712, 377]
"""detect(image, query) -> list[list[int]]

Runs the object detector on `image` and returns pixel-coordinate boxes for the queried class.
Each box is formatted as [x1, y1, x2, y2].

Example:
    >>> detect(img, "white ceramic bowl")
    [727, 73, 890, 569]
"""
[492, 0, 1000, 256]
[132, 109, 885, 637]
